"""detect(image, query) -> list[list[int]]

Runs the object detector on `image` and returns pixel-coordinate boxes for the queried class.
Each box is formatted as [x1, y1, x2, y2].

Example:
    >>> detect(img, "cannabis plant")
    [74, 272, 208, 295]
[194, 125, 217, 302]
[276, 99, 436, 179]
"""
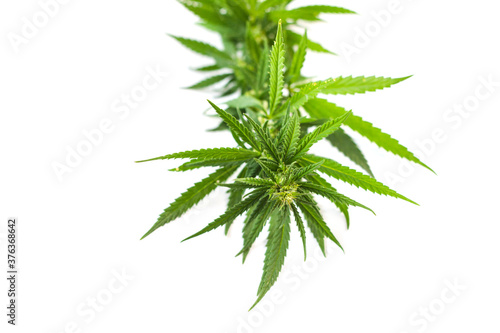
[138, 0, 432, 309]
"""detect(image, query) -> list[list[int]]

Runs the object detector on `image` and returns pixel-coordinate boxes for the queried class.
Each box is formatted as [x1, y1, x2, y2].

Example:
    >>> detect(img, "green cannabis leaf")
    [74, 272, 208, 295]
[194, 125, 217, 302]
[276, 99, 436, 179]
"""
[268, 20, 285, 116]
[138, 0, 434, 310]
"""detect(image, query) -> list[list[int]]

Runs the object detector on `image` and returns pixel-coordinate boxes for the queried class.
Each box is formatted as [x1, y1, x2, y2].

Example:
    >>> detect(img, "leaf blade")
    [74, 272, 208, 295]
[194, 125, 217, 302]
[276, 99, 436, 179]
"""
[289, 31, 308, 84]
[269, 21, 286, 115]
[208, 100, 261, 150]
[182, 188, 266, 242]
[303, 98, 434, 173]
[326, 128, 374, 177]
[136, 147, 260, 163]
[270, 5, 356, 21]
[300, 154, 418, 205]
[186, 73, 232, 89]
[169, 35, 233, 66]
[290, 203, 307, 260]
[293, 110, 352, 161]
[321, 76, 411, 95]
[141, 165, 239, 239]
[296, 197, 343, 251]
[251, 207, 291, 310]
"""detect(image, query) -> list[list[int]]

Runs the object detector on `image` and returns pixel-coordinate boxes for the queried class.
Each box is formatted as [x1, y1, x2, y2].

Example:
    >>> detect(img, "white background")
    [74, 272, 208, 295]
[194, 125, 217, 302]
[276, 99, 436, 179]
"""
[1, 0, 499, 332]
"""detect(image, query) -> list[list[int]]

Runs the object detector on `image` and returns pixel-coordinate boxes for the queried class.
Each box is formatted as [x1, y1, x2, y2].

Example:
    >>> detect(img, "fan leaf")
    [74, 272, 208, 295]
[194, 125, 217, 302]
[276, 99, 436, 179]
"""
[208, 100, 261, 150]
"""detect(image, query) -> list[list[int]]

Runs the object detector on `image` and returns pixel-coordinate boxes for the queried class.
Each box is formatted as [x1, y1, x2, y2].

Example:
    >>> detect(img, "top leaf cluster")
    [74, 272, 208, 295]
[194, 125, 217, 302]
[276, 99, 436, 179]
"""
[138, 0, 433, 309]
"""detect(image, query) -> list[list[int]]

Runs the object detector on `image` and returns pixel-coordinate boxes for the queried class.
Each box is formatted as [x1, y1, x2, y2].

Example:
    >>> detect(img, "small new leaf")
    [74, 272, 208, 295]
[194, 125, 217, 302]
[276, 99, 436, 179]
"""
[278, 109, 300, 161]
[244, 115, 281, 161]
[208, 100, 261, 150]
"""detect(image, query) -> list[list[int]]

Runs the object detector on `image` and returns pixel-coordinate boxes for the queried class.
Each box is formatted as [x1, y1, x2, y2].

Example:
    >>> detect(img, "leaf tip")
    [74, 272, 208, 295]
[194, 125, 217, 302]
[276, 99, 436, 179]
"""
[423, 163, 437, 175]
[248, 296, 263, 311]
[140, 230, 152, 240]
[401, 196, 419, 206]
